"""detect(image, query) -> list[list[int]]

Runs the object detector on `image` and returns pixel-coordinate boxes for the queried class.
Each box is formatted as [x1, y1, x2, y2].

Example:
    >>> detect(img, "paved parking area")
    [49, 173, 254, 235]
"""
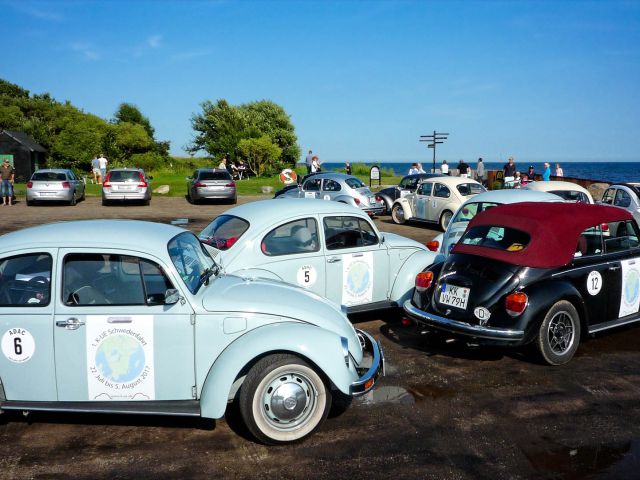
[1, 196, 639, 479]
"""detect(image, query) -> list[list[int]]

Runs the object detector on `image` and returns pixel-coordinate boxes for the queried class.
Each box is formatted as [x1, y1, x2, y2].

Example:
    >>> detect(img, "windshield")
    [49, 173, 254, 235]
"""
[451, 202, 500, 225]
[456, 183, 485, 196]
[199, 215, 249, 250]
[168, 232, 216, 294]
[199, 171, 231, 181]
[32, 172, 66, 181]
[345, 177, 365, 189]
[460, 225, 531, 252]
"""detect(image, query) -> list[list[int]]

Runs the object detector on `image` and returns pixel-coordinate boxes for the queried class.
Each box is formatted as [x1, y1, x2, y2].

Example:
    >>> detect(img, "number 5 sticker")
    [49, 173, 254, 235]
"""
[587, 271, 602, 296]
[296, 265, 317, 288]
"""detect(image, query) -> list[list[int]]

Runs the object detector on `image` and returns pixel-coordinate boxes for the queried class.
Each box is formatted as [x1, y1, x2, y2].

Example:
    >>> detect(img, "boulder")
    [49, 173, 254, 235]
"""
[588, 182, 609, 202]
[154, 185, 170, 195]
[261, 186, 273, 194]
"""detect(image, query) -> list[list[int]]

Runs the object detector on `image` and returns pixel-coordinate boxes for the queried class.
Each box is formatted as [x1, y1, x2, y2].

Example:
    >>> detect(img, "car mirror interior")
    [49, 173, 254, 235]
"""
[164, 289, 181, 305]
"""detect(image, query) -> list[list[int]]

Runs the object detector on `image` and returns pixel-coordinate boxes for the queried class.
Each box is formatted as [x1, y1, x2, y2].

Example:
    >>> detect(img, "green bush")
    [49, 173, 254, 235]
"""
[127, 152, 168, 172]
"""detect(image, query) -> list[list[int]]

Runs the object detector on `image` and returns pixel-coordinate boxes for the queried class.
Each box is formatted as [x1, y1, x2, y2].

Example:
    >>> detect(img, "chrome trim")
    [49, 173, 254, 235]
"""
[349, 330, 384, 396]
[403, 300, 524, 341]
[340, 336, 350, 367]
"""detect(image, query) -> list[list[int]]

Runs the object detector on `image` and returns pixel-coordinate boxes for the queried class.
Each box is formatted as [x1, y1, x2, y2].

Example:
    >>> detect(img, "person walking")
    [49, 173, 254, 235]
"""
[90, 155, 100, 184]
[1, 158, 15, 206]
[475, 158, 485, 185]
[542, 162, 551, 181]
[97, 153, 108, 184]
[305, 150, 314, 175]
[555, 163, 564, 177]
[458, 159, 469, 178]
[441, 160, 449, 175]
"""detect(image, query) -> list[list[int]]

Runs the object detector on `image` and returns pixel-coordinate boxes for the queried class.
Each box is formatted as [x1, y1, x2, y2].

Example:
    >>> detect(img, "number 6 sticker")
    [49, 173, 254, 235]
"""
[587, 271, 602, 296]
[296, 265, 317, 288]
[2, 328, 36, 363]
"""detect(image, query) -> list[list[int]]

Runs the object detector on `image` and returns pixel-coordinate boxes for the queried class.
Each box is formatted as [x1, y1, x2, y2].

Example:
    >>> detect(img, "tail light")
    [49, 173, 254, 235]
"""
[415, 271, 434, 292]
[27, 181, 33, 188]
[505, 292, 528, 317]
[225, 182, 236, 188]
[61, 181, 71, 188]
[225, 236, 238, 248]
[103, 173, 112, 188]
[194, 181, 205, 188]
[375, 195, 382, 202]
[138, 172, 147, 187]
[354, 198, 361, 205]
[426, 240, 440, 252]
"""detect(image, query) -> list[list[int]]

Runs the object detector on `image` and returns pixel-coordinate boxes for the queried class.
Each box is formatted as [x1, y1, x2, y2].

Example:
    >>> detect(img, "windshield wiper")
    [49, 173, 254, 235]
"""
[199, 266, 217, 286]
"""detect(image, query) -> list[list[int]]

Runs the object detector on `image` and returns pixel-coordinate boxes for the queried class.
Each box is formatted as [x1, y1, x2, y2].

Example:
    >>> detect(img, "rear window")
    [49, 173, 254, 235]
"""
[199, 215, 249, 250]
[32, 172, 66, 181]
[456, 183, 485, 196]
[109, 171, 141, 182]
[199, 171, 231, 181]
[460, 225, 531, 252]
[451, 202, 500, 224]
[550, 190, 589, 203]
[345, 177, 365, 189]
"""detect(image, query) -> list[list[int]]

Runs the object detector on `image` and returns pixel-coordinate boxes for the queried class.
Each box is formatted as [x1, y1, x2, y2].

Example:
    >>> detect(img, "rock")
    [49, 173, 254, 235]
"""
[588, 182, 610, 202]
[154, 185, 170, 194]
[261, 186, 273, 194]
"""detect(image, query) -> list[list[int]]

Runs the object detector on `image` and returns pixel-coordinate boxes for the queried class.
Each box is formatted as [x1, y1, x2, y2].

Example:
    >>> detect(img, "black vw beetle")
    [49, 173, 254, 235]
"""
[404, 202, 640, 365]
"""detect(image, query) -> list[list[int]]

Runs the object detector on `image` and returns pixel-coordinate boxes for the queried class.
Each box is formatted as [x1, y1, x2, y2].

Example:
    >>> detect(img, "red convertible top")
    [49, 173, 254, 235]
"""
[451, 202, 633, 268]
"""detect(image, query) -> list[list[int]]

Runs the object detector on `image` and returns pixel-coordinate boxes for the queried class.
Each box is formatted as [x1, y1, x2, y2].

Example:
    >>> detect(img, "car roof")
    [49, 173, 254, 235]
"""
[222, 199, 367, 231]
[32, 169, 70, 173]
[305, 172, 358, 181]
[461, 189, 562, 204]
[452, 202, 633, 269]
[419, 176, 481, 186]
[0, 220, 187, 253]
[402, 173, 443, 180]
[109, 167, 143, 172]
[523, 181, 590, 194]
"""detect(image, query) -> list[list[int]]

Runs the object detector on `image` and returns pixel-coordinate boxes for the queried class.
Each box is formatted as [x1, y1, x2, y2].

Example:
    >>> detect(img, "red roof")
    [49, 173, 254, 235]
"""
[451, 202, 633, 268]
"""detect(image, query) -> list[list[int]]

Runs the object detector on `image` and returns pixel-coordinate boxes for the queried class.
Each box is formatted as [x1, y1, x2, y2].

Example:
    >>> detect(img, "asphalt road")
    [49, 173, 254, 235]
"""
[1, 196, 639, 479]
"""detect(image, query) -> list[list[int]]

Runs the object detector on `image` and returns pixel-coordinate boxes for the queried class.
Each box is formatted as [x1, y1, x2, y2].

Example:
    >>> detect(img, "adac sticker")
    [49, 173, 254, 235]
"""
[296, 265, 317, 288]
[323, 194, 331, 201]
[586, 271, 602, 296]
[2, 328, 36, 363]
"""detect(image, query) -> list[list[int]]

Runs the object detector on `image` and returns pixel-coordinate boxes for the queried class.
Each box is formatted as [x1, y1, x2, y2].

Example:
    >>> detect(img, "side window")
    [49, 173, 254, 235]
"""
[575, 226, 603, 258]
[417, 183, 432, 196]
[323, 179, 341, 192]
[400, 177, 417, 190]
[604, 221, 640, 253]
[0, 253, 52, 306]
[601, 188, 615, 205]
[614, 189, 632, 208]
[261, 218, 319, 256]
[63, 254, 146, 306]
[434, 183, 451, 198]
[323, 216, 378, 250]
[304, 179, 322, 191]
[141, 259, 175, 303]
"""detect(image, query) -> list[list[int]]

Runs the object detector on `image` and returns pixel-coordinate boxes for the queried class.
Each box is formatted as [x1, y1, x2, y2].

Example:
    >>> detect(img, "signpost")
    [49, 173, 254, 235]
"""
[419, 131, 449, 173]
[369, 165, 381, 188]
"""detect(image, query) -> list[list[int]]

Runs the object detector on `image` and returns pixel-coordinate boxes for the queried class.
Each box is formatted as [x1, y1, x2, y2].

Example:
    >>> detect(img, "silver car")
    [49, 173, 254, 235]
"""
[102, 168, 152, 205]
[275, 172, 385, 216]
[26, 169, 85, 206]
[186, 168, 237, 204]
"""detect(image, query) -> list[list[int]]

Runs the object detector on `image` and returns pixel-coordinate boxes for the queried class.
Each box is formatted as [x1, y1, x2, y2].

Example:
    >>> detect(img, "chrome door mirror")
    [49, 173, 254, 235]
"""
[164, 289, 181, 305]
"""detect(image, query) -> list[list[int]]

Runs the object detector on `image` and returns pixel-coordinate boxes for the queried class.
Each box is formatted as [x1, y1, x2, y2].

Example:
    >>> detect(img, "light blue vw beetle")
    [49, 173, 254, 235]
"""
[199, 199, 439, 314]
[0, 220, 383, 444]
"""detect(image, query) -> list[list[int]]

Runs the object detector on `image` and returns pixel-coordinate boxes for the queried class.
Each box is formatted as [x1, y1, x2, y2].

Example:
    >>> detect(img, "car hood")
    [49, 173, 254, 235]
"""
[201, 274, 362, 356]
[382, 232, 427, 250]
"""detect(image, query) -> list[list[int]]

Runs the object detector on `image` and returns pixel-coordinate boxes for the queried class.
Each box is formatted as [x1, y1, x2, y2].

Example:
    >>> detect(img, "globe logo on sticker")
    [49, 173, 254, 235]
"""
[623, 269, 640, 307]
[345, 261, 371, 297]
[95, 334, 145, 383]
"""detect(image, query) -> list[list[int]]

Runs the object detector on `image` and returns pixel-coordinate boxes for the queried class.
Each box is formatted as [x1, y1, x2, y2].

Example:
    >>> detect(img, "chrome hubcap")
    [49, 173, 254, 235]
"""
[547, 311, 575, 354]
[394, 207, 404, 221]
[261, 372, 315, 429]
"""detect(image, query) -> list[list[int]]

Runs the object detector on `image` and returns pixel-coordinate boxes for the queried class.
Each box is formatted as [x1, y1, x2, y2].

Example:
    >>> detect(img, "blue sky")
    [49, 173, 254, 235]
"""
[2, 0, 639, 163]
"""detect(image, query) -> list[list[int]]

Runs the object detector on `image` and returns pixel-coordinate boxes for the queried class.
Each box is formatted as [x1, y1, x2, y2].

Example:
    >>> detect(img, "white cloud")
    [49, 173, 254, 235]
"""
[70, 42, 99, 61]
[10, 2, 64, 22]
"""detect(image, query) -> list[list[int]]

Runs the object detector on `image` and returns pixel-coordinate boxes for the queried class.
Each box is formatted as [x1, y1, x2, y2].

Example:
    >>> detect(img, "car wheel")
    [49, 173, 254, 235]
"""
[536, 300, 581, 366]
[239, 353, 331, 445]
[69, 193, 77, 206]
[231, 196, 237, 205]
[440, 210, 453, 231]
[102, 198, 109, 206]
[391, 204, 406, 224]
[26, 198, 33, 206]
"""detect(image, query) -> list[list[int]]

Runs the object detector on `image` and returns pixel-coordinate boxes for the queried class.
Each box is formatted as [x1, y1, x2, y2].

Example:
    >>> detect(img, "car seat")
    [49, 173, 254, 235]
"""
[291, 225, 316, 251]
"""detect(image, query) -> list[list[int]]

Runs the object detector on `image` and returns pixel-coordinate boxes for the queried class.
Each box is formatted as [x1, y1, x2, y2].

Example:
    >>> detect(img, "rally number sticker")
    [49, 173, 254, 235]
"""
[2, 328, 36, 363]
[297, 265, 317, 288]
[587, 271, 602, 296]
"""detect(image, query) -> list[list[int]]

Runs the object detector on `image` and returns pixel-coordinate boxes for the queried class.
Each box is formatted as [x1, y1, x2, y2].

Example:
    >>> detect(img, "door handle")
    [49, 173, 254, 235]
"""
[55, 318, 85, 330]
[327, 257, 342, 263]
[608, 265, 621, 271]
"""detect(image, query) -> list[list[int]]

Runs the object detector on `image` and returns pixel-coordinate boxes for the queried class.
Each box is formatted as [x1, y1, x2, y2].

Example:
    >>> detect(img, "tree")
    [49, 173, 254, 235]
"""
[243, 100, 300, 166]
[189, 99, 248, 160]
[114, 103, 155, 138]
[237, 135, 282, 176]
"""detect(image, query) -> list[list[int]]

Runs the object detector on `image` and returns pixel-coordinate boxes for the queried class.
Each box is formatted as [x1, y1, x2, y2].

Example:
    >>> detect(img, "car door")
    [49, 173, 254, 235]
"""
[53, 249, 195, 402]
[321, 178, 341, 201]
[302, 178, 322, 199]
[68, 170, 84, 198]
[255, 217, 326, 298]
[0, 249, 57, 401]
[613, 188, 633, 214]
[323, 215, 390, 307]
[413, 182, 433, 220]
[429, 182, 452, 222]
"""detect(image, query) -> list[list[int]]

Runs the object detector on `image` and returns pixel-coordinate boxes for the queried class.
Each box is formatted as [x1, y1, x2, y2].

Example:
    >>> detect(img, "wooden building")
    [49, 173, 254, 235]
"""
[0, 130, 47, 182]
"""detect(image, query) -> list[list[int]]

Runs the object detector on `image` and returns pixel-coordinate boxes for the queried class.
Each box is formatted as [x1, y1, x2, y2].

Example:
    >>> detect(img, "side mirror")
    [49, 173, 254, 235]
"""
[164, 289, 181, 305]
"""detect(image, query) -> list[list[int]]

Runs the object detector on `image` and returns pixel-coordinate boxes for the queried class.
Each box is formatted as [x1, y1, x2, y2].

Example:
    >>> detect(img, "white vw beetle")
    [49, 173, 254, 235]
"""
[391, 176, 486, 230]
[199, 199, 439, 314]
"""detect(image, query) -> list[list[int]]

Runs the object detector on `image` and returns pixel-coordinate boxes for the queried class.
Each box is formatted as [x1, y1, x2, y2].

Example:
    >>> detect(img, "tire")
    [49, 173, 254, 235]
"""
[391, 203, 406, 224]
[440, 210, 453, 231]
[26, 199, 33, 206]
[230, 196, 237, 205]
[69, 193, 77, 206]
[536, 300, 581, 366]
[239, 354, 331, 445]
[102, 198, 109, 206]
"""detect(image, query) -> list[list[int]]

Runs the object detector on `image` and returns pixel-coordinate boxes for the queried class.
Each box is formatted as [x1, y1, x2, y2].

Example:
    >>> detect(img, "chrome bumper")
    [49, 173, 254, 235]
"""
[403, 300, 524, 342]
[349, 329, 385, 396]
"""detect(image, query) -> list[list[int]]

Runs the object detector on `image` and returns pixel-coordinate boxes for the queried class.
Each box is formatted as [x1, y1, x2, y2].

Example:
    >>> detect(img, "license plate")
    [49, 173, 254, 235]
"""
[208, 186, 224, 190]
[439, 283, 470, 309]
[369, 196, 377, 203]
[39, 192, 56, 196]
[116, 185, 134, 191]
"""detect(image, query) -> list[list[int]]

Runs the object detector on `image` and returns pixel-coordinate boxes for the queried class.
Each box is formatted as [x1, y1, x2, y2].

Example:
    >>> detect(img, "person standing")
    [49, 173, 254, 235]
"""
[218, 157, 227, 170]
[311, 156, 321, 173]
[90, 155, 100, 184]
[345, 162, 352, 175]
[475, 158, 485, 185]
[555, 163, 564, 177]
[97, 153, 108, 184]
[543, 162, 551, 181]
[504, 157, 517, 178]
[527, 165, 536, 182]
[1, 158, 15, 206]
[305, 150, 314, 175]
[408, 163, 420, 175]
[441, 160, 449, 175]
[458, 159, 469, 178]
[417, 163, 426, 173]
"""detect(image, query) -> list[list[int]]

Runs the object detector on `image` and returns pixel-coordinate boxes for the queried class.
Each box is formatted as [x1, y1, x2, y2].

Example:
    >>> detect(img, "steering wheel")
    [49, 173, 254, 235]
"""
[28, 276, 49, 285]
[71, 285, 112, 305]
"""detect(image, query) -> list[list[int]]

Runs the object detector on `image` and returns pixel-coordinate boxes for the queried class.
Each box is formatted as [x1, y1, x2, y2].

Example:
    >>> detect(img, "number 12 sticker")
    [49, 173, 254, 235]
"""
[587, 271, 602, 296]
